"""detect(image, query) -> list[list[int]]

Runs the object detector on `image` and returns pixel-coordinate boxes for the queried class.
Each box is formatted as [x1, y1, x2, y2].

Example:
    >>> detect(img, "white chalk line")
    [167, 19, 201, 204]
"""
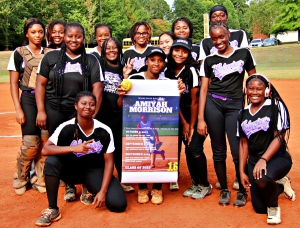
[0, 135, 22, 138]
[0, 111, 15, 115]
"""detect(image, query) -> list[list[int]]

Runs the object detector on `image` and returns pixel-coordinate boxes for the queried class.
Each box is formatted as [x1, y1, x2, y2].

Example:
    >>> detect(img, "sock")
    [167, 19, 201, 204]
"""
[195, 154, 209, 187]
[234, 163, 246, 193]
[45, 175, 60, 209]
[214, 160, 228, 189]
[185, 152, 198, 185]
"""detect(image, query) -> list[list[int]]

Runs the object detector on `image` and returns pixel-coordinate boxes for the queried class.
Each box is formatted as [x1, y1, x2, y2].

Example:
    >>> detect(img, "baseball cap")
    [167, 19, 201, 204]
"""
[146, 48, 166, 60]
[171, 38, 192, 51]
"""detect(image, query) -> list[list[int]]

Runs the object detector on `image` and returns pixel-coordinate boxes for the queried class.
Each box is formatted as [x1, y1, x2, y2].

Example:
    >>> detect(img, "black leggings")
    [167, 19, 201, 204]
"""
[248, 152, 292, 214]
[44, 154, 127, 212]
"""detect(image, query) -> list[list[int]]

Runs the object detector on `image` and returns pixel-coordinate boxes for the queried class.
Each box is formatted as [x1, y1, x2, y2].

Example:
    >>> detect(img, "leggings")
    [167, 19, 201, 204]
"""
[20, 92, 40, 135]
[45, 103, 75, 135]
[248, 152, 292, 214]
[44, 154, 127, 212]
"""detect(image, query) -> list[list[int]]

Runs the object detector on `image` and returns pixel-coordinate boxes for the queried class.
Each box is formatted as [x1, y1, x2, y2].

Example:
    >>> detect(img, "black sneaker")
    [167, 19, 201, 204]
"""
[233, 191, 247, 207]
[35, 208, 61, 226]
[219, 189, 230, 206]
[64, 184, 76, 202]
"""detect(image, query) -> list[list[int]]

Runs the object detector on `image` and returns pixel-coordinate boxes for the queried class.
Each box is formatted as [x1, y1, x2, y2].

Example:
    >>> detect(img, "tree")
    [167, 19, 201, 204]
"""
[222, 0, 240, 29]
[141, 0, 172, 20]
[270, 0, 300, 34]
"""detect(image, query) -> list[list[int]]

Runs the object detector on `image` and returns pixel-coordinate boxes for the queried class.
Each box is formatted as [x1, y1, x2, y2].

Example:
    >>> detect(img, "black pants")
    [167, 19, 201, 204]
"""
[20, 93, 40, 135]
[44, 154, 127, 212]
[248, 152, 292, 214]
[45, 103, 75, 135]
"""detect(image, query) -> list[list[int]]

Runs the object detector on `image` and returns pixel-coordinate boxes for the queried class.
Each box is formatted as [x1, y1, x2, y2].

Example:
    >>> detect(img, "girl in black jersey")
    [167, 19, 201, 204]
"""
[123, 21, 156, 75]
[89, 24, 112, 58]
[36, 22, 104, 203]
[238, 74, 295, 225]
[165, 38, 211, 200]
[199, 5, 248, 66]
[198, 21, 256, 207]
[8, 18, 47, 195]
[46, 20, 66, 49]
[35, 91, 126, 227]
[171, 17, 200, 63]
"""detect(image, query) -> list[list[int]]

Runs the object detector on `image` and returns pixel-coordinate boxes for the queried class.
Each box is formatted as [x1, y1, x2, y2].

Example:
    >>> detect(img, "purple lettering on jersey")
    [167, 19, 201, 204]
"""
[241, 117, 270, 139]
[133, 57, 146, 71]
[103, 71, 122, 94]
[70, 139, 103, 157]
[64, 62, 82, 74]
[212, 60, 245, 80]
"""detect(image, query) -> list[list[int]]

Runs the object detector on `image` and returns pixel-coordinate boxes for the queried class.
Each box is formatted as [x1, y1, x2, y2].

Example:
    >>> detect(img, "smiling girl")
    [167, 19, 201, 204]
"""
[89, 24, 112, 58]
[165, 38, 211, 200]
[35, 91, 126, 227]
[197, 21, 256, 207]
[46, 20, 66, 49]
[238, 74, 295, 225]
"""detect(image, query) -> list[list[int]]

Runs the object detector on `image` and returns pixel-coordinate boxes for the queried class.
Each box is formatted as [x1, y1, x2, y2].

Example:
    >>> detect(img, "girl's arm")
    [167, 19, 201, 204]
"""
[117, 84, 129, 108]
[253, 131, 284, 179]
[239, 137, 250, 189]
[35, 74, 48, 129]
[187, 87, 199, 145]
[92, 81, 104, 118]
[179, 109, 189, 141]
[41, 139, 94, 156]
[10, 71, 25, 125]
[197, 76, 210, 137]
[247, 67, 256, 76]
[93, 152, 114, 208]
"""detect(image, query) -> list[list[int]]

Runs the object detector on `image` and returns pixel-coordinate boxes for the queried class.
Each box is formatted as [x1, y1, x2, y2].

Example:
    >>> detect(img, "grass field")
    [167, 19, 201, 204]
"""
[1, 44, 300, 83]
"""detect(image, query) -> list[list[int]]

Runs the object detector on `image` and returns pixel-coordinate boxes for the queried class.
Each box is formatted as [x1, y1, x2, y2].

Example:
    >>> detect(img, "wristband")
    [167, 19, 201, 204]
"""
[260, 157, 268, 162]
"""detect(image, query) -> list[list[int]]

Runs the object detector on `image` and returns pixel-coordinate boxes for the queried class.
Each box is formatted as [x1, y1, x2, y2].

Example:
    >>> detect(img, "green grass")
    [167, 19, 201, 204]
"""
[1, 44, 300, 83]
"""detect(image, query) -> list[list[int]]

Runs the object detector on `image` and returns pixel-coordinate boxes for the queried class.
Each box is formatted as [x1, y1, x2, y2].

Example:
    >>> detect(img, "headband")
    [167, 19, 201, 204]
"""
[210, 5, 228, 20]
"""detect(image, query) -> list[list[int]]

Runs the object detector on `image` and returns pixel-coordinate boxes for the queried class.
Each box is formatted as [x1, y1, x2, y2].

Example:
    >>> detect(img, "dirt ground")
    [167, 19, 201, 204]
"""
[0, 80, 299, 228]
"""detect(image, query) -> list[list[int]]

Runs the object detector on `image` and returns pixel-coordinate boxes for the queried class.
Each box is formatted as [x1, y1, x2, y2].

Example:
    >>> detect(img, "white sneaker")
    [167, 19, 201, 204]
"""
[277, 176, 296, 201]
[267, 206, 281, 225]
[183, 184, 198, 197]
[233, 177, 239, 190]
[121, 184, 135, 193]
[169, 182, 179, 191]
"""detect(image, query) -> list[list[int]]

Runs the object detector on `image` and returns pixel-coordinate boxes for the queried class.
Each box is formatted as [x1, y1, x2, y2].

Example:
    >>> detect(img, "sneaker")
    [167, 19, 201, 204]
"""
[169, 182, 179, 191]
[277, 176, 296, 201]
[121, 184, 135, 193]
[267, 206, 281, 225]
[64, 184, 76, 202]
[233, 177, 239, 190]
[80, 185, 94, 205]
[183, 184, 198, 197]
[219, 189, 231, 206]
[138, 189, 149, 204]
[35, 208, 61, 227]
[151, 189, 163, 205]
[191, 184, 212, 200]
[233, 191, 247, 207]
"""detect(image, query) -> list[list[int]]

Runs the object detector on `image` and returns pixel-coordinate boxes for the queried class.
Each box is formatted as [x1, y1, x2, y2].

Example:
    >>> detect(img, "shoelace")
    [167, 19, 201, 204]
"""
[41, 208, 54, 218]
[221, 191, 229, 199]
[236, 193, 245, 200]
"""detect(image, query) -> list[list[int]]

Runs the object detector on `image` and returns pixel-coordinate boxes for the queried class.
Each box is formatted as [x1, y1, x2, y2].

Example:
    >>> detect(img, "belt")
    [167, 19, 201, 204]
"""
[208, 92, 232, 101]
[22, 90, 35, 94]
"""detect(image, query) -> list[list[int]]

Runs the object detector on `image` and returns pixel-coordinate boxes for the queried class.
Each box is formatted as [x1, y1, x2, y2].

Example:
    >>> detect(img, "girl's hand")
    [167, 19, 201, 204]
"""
[36, 111, 47, 129]
[240, 172, 251, 189]
[187, 127, 194, 145]
[182, 122, 189, 141]
[177, 78, 186, 95]
[197, 119, 208, 137]
[73, 139, 95, 153]
[117, 84, 129, 97]
[93, 190, 106, 208]
[253, 158, 267, 179]
[15, 108, 26, 125]
[123, 58, 135, 79]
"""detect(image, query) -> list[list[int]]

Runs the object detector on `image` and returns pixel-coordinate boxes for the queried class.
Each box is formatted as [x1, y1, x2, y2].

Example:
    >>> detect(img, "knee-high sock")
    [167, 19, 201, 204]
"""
[45, 175, 60, 209]
[195, 154, 209, 187]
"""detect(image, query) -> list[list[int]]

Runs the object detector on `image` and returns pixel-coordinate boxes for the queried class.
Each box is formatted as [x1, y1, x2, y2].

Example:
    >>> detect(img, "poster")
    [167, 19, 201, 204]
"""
[121, 80, 179, 183]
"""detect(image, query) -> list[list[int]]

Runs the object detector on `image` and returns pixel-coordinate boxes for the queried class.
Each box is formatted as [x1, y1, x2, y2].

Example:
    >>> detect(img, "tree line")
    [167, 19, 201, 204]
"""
[0, 0, 299, 50]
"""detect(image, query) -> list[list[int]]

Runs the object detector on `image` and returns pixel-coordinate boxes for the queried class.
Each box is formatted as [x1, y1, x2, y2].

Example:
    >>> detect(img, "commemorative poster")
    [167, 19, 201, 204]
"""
[121, 80, 179, 183]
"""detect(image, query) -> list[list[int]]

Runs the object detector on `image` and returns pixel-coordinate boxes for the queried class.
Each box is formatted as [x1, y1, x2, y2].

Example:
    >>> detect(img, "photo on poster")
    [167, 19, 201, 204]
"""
[122, 95, 179, 183]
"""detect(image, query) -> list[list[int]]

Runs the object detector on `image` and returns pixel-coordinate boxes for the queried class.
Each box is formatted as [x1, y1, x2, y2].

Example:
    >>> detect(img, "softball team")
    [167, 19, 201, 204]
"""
[7, 11, 296, 226]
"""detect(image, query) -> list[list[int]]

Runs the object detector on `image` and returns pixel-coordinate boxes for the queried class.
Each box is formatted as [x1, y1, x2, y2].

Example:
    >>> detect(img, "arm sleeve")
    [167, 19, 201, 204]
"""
[245, 49, 256, 71]
[7, 50, 22, 71]
[37, 52, 51, 78]
[88, 54, 104, 84]
[240, 30, 249, 48]
[276, 101, 289, 131]
[199, 41, 207, 61]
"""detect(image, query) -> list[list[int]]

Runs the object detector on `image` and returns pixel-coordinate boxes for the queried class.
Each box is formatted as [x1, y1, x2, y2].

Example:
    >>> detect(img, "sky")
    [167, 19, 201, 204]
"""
[166, 0, 174, 8]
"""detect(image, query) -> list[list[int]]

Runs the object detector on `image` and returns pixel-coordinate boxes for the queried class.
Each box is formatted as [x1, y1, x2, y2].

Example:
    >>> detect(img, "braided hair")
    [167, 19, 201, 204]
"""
[209, 20, 229, 35]
[128, 21, 152, 45]
[73, 91, 96, 141]
[244, 74, 290, 152]
[100, 38, 125, 78]
[54, 22, 90, 110]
